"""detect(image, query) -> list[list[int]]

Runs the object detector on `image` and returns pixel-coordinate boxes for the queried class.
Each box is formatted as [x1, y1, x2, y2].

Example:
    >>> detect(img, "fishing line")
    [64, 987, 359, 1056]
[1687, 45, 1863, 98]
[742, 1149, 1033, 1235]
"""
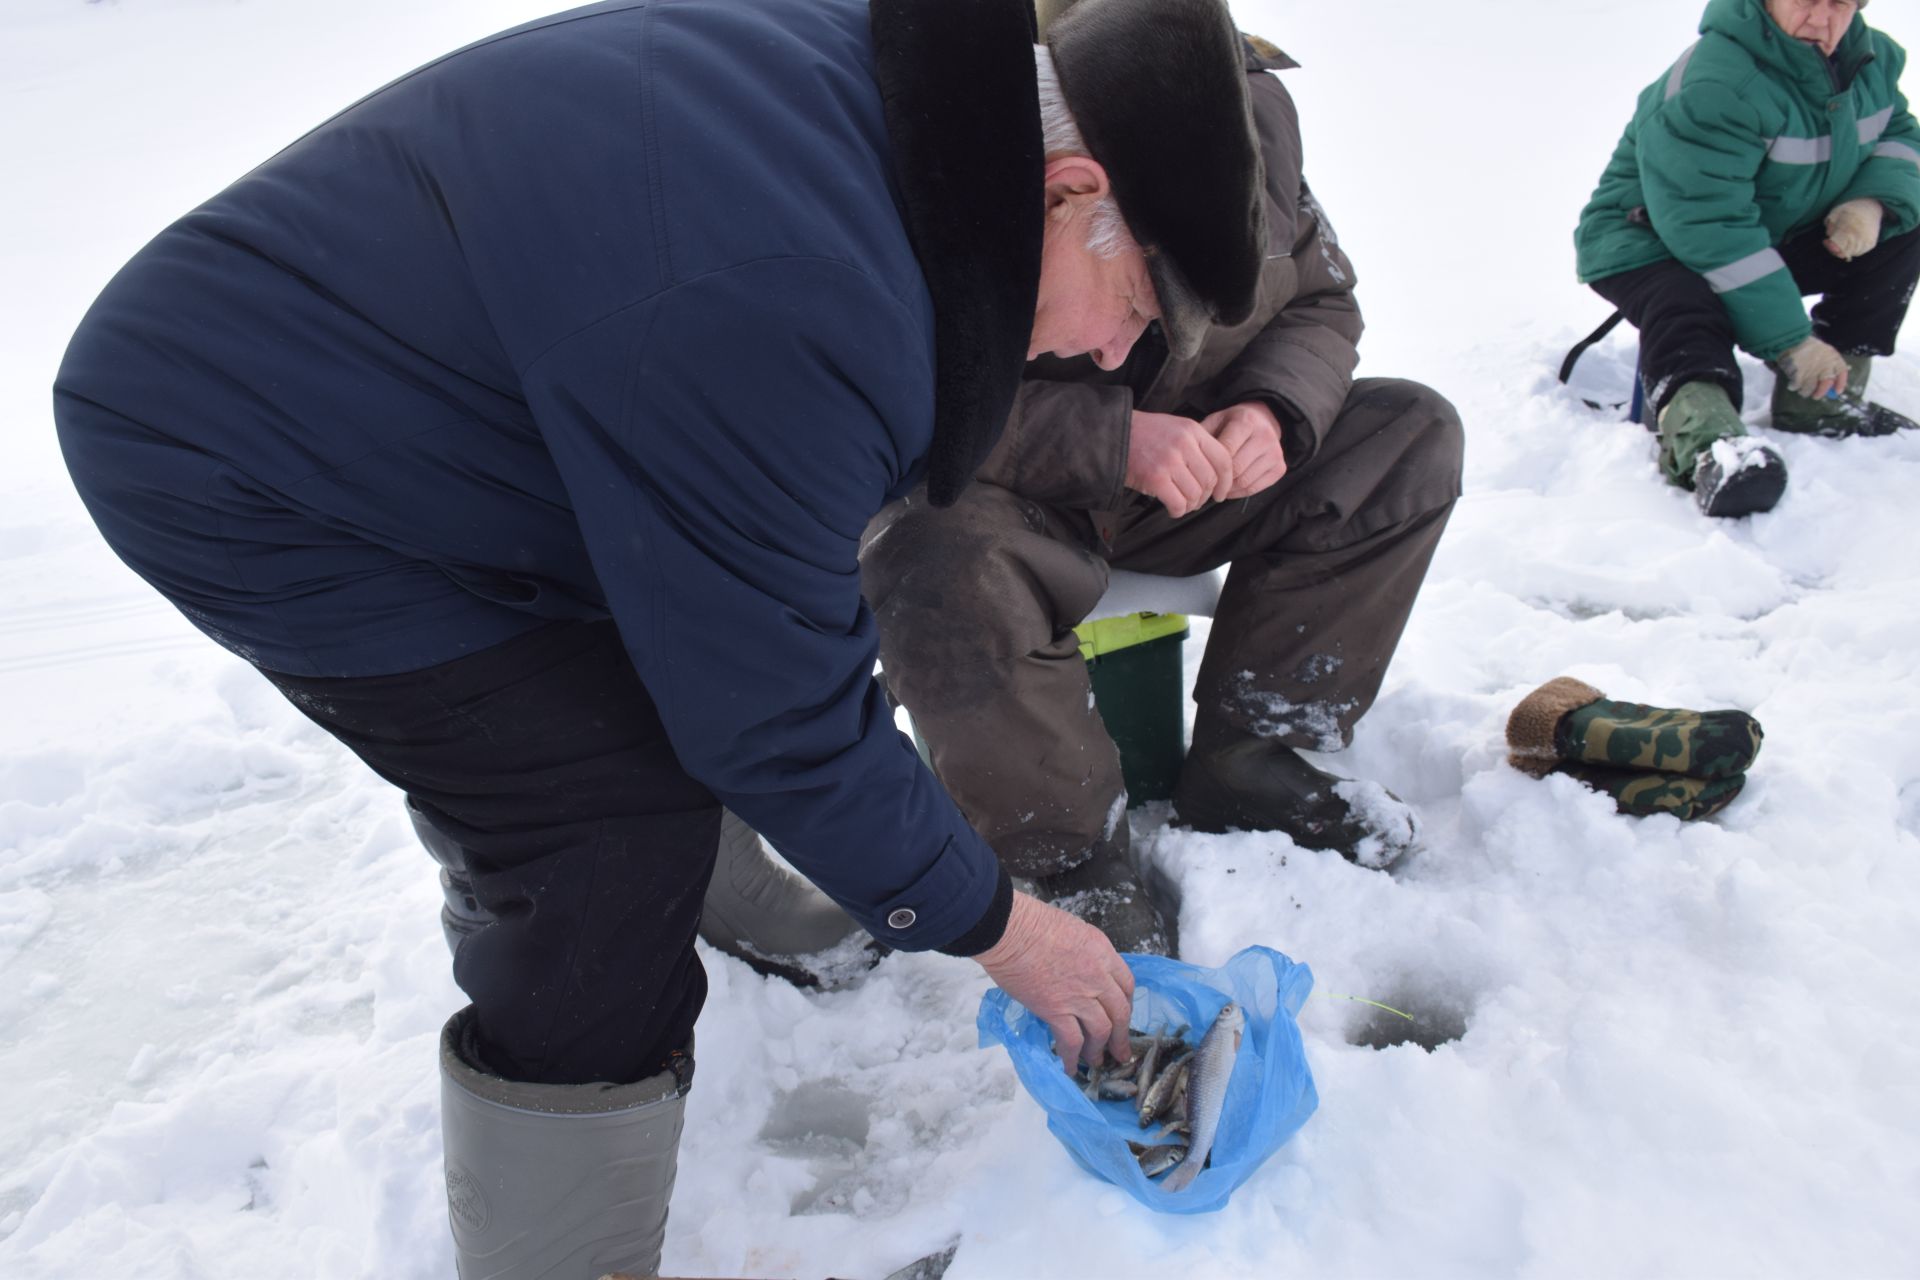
[1319, 991, 1414, 1021]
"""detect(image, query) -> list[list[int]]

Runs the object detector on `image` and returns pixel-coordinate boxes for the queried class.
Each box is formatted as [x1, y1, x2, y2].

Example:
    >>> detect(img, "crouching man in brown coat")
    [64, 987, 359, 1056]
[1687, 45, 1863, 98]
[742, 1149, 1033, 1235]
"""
[861, 20, 1465, 953]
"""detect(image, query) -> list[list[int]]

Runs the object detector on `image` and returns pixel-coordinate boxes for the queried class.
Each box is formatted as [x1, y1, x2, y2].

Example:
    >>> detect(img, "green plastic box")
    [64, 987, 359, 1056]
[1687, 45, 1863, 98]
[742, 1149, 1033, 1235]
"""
[1074, 611, 1190, 805]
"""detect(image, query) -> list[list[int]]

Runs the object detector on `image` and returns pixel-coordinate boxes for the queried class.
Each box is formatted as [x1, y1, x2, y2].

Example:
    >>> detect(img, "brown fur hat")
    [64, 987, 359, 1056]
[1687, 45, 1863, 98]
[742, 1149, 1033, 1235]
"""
[1045, 0, 1267, 358]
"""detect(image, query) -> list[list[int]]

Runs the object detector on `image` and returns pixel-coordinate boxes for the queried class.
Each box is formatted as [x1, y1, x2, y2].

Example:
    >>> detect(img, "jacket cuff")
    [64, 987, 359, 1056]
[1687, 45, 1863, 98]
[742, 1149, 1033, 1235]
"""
[1248, 393, 1307, 467]
[864, 828, 1005, 952]
[934, 865, 1015, 957]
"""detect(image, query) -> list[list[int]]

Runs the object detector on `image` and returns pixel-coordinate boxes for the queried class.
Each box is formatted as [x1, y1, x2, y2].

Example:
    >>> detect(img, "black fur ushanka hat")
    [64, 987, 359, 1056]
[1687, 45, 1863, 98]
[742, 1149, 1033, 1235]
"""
[1045, 0, 1267, 358]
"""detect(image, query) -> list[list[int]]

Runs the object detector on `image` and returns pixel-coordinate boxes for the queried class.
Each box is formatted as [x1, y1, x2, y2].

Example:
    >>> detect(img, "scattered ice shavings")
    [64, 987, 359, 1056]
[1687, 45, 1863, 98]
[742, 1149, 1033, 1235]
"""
[125, 1044, 159, 1086]
[0, 888, 53, 969]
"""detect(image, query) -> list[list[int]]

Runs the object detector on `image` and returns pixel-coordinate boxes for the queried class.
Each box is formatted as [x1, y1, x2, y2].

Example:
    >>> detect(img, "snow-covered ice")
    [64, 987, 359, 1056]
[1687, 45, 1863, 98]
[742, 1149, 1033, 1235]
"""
[4, 1, 1919, 1277]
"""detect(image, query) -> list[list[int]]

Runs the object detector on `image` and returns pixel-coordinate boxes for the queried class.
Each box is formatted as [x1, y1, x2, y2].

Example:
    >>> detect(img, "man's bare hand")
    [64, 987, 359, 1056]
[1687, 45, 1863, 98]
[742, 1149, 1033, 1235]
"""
[975, 891, 1135, 1071]
[1125, 410, 1235, 518]
[1200, 401, 1288, 499]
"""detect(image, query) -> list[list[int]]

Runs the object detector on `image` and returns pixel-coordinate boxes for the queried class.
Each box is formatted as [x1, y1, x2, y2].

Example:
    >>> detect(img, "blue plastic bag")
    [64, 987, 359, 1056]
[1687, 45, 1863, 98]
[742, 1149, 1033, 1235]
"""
[978, 946, 1318, 1214]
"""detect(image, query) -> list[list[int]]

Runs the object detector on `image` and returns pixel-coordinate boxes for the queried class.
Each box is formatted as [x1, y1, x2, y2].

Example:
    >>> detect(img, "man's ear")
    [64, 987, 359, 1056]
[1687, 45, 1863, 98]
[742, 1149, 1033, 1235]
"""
[1042, 154, 1112, 218]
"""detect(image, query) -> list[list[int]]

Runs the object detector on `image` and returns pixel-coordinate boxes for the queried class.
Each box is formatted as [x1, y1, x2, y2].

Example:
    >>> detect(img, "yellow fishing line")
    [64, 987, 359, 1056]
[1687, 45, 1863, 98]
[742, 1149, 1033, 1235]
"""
[1321, 991, 1414, 1021]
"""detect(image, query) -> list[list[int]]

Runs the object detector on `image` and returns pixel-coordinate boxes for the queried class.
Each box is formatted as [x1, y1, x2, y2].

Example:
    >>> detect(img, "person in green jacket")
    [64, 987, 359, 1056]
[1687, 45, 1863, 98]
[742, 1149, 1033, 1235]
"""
[1576, 0, 1920, 518]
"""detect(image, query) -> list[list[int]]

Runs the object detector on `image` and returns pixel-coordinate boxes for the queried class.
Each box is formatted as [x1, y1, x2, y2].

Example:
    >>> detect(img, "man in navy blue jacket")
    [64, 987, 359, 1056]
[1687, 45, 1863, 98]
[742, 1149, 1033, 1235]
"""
[54, 0, 1269, 1271]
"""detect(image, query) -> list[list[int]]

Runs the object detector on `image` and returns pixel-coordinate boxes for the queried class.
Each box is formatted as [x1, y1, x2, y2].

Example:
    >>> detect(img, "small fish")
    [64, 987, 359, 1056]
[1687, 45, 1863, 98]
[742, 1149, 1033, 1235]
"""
[1096, 1079, 1139, 1100]
[1137, 1048, 1192, 1128]
[1081, 1062, 1106, 1101]
[1136, 1142, 1187, 1178]
[1133, 1033, 1165, 1099]
[1160, 1002, 1245, 1192]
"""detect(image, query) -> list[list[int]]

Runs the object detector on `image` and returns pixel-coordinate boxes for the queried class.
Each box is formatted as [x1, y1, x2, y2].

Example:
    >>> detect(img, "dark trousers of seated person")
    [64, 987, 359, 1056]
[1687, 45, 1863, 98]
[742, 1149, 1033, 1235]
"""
[862, 378, 1462, 875]
[259, 619, 720, 1088]
[1590, 224, 1920, 416]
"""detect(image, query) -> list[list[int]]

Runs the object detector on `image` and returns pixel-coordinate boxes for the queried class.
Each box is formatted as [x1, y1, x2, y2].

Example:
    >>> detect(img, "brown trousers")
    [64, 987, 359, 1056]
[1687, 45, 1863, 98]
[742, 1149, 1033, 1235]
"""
[860, 379, 1463, 875]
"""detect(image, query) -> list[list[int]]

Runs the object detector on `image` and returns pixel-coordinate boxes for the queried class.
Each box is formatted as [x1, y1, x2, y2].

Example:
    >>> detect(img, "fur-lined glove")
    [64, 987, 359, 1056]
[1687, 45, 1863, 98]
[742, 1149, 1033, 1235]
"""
[1506, 677, 1763, 820]
[1557, 764, 1748, 823]
[1824, 197, 1883, 261]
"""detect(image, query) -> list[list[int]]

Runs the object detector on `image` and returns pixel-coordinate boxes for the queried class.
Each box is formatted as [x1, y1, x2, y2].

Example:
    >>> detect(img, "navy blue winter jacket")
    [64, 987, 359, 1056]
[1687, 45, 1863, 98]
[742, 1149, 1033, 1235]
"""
[54, 0, 1044, 953]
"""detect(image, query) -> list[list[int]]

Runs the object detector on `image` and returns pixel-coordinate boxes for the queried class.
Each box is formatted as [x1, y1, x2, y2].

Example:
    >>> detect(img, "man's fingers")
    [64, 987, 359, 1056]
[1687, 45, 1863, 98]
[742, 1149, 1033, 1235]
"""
[1170, 468, 1205, 516]
[1237, 457, 1285, 497]
[1153, 479, 1188, 518]
[1052, 1018, 1085, 1073]
[1154, 469, 1196, 517]
[1075, 1006, 1114, 1069]
[1825, 236, 1849, 260]
[1197, 434, 1236, 503]
[1216, 417, 1257, 457]
[1173, 453, 1213, 513]
[1096, 986, 1133, 1060]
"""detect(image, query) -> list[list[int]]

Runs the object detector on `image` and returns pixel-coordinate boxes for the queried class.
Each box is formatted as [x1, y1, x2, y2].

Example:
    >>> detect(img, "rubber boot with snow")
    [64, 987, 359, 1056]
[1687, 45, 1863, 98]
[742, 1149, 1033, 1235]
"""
[1172, 719, 1418, 869]
[440, 1008, 689, 1280]
[1657, 381, 1786, 517]
[698, 809, 882, 988]
[1028, 825, 1176, 957]
[1770, 353, 1918, 436]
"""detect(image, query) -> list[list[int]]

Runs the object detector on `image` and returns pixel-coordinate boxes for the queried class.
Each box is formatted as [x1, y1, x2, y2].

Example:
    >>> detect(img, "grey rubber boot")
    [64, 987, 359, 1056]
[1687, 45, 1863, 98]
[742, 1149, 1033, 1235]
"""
[440, 1008, 689, 1280]
[698, 809, 882, 988]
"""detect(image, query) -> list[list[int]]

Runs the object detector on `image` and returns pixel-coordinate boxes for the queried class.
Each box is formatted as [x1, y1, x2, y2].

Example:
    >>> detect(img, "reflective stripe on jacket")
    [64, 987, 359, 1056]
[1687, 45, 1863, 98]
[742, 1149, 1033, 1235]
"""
[1575, 0, 1920, 358]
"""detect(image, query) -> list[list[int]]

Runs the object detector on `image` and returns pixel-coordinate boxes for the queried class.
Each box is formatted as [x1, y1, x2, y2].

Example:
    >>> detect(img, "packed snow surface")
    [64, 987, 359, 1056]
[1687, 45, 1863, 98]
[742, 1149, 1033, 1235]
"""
[5, 1, 1919, 1276]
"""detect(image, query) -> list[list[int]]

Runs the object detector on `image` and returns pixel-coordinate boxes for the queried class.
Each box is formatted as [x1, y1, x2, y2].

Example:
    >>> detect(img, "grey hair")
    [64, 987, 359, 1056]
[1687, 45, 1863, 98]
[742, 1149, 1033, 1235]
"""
[1034, 43, 1133, 259]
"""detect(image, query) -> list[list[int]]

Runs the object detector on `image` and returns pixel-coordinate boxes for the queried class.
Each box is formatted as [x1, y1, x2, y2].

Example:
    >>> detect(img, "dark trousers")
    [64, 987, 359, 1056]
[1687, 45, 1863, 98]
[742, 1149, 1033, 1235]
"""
[861, 378, 1462, 874]
[260, 620, 720, 1087]
[1591, 224, 1920, 415]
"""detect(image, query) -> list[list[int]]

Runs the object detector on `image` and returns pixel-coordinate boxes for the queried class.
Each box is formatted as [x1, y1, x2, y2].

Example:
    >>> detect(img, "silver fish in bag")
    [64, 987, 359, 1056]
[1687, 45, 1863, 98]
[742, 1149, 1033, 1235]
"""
[1159, 1000, 1244, 1192]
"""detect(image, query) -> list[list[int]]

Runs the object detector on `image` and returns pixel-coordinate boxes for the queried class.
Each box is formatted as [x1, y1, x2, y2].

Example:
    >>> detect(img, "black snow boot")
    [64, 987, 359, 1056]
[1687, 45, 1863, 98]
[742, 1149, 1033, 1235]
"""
[1691, 437, 1787, 518]
[1172, 721, 1418, 868]
[1030, 826, 1176, 957]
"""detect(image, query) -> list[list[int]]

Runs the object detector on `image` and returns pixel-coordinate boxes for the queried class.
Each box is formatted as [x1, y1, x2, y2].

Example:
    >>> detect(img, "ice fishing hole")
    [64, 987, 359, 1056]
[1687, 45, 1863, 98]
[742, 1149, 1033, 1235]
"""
[757, 1080, 871, 1156]
[1346, 990, 1470, 1053]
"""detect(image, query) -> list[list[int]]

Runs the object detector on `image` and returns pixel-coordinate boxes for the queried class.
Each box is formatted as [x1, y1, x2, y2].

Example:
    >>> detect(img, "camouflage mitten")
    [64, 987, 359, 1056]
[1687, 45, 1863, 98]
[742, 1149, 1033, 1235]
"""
[1557, 764, 1748, 822]
[1506, 676, 1763, 781]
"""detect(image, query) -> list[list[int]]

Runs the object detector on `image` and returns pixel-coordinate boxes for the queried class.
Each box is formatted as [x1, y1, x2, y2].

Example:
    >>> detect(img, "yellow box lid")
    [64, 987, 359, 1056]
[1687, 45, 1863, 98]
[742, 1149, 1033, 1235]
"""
[1074, 610, 1189, 661]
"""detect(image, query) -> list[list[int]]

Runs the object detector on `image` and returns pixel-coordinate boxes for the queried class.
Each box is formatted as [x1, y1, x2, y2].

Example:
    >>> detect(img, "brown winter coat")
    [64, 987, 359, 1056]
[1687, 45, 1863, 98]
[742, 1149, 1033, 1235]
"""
[973, 42, 1363, 514]
[861, 42, 1460, 871]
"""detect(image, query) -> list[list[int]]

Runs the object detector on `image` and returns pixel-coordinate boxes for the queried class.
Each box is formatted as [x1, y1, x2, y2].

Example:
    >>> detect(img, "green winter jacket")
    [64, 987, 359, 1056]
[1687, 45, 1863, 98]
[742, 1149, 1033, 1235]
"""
[1575, 0, 1920, 358]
